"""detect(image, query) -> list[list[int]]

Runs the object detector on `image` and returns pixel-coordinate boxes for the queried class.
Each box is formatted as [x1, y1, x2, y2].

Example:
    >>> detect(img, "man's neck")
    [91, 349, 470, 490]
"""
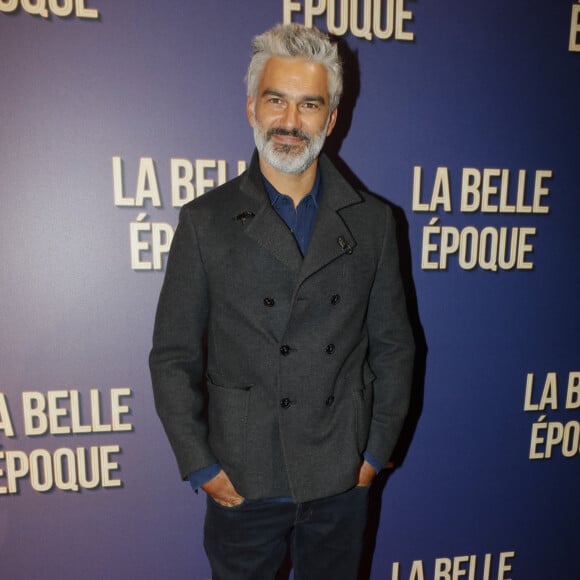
[259, 157, 319, 209]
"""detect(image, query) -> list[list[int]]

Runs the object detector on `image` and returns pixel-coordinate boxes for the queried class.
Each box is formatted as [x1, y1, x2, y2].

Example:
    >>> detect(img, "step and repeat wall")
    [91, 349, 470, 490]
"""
[1, 2, 579, 579]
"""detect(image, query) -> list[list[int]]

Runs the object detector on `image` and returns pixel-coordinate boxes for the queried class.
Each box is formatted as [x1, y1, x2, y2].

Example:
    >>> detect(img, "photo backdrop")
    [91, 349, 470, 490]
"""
[1, 1, 579, 579]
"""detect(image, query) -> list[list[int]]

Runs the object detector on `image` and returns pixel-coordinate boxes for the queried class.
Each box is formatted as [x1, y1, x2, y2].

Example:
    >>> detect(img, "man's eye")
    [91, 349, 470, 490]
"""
[302, 102, 319, 110]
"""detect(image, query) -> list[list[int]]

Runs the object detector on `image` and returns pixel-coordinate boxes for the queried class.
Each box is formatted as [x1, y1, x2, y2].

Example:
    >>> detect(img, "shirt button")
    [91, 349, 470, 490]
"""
[263, 297, 275, 307]
[325, 344, 336, 355]
[280, 345, 290, 356]
[330, 294, 341, 305]
[325, 395, 335, 406]
[280, 398, 291, 409]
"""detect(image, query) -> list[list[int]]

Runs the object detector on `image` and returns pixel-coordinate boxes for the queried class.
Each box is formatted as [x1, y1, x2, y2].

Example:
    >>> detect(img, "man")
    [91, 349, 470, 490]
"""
[150, 23, 415, 580]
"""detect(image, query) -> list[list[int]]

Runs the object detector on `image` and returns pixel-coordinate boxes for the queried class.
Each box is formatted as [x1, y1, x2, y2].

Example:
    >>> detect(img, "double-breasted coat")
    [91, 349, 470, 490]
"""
[149, 151, 415, 503]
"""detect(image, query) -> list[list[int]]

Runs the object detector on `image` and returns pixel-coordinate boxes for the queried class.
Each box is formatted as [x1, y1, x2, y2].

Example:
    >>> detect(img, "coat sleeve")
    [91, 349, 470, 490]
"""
[365, 204, 415, 468]
[149, 205, 217, 479]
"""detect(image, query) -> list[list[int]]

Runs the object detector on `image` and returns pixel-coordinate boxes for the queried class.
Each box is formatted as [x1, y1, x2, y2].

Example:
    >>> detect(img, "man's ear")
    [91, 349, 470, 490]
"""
[246, 97, 255, 128]
[326, 107, 338, 137]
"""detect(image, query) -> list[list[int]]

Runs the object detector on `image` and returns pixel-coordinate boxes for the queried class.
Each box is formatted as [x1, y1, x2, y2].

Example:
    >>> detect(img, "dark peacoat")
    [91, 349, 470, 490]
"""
[149, 151, 415, 503]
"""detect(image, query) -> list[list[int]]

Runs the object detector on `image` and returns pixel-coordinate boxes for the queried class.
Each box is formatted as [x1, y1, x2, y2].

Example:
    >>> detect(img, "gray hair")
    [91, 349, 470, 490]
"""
[246, 24, 343, 111]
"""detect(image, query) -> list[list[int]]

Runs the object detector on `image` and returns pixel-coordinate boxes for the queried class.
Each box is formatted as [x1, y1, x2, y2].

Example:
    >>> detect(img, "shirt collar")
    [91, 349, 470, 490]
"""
[262, 168, 321, 209]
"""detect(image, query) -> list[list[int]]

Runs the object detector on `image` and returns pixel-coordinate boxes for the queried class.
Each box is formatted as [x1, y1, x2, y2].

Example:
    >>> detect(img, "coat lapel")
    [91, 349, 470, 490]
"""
[236, 153, 303, 273]
[234, 152, 363, 279]
[298, 155, 363, 284]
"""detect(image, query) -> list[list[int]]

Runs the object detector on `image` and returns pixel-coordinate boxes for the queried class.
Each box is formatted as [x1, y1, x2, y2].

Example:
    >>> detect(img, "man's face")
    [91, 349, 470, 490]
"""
[247, 56, 338, 175]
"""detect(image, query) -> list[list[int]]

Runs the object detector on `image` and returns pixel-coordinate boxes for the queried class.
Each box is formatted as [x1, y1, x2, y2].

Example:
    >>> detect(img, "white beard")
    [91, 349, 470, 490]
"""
[252, 116, 330, 175]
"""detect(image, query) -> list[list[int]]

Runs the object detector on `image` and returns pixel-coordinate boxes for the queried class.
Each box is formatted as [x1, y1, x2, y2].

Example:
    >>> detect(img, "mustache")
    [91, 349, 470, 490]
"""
[266, 127, 311, 142]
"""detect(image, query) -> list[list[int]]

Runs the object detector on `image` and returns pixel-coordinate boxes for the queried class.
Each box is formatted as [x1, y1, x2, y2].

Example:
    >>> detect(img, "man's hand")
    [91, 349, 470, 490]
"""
[201, 469, 245, 507]
[356, 460, 377, 487]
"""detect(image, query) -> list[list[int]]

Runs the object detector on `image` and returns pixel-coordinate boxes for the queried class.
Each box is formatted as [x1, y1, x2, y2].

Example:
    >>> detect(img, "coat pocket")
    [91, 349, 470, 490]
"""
[351, 362, 376, 452]
[206, 372, 253, 466]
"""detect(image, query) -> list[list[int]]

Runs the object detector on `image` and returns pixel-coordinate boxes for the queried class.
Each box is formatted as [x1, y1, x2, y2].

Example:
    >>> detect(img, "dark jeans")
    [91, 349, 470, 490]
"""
[204, 485, 370, 580]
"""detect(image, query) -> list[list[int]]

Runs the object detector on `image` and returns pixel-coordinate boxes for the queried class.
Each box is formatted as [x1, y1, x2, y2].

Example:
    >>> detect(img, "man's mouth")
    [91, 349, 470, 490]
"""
[267, 128, 310, 144]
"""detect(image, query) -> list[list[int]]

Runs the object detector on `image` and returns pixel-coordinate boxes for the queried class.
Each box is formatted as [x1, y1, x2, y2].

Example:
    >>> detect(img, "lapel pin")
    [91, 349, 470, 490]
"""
[337, 236, 353, 255]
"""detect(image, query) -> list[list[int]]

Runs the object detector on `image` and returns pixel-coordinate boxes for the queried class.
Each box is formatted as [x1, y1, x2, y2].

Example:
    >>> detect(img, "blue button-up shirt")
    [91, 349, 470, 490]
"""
[262, 170, 321, 255]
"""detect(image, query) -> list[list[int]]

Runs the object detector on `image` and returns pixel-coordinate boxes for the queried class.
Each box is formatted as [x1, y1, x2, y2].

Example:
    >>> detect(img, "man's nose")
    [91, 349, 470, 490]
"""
[281, 104, 300, 129]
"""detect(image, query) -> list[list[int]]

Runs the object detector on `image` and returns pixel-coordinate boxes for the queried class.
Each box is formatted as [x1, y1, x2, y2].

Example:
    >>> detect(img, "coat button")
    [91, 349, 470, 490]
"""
[263, 297, 275, 307]
[325, 395, 335, 406]
[280, 398, 291, 409]
[280, 345, 290, 356]
[325, 344, 336, 354]
[330, 294, 341, 305]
